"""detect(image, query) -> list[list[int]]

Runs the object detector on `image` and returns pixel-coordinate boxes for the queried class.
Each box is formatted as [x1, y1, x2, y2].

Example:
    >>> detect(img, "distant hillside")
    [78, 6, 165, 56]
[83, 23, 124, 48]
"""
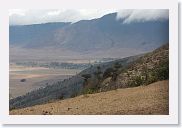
[9, 13, 169, 62]
[9, 43, 168, 110]
[9, 22, 70, 48]
[10, 80, 169, 115]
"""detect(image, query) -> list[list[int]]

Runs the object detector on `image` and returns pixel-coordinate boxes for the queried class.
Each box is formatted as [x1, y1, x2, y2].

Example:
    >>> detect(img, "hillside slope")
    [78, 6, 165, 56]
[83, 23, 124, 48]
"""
[10, 80, 169, 115]
[9, 43, 168, 110]
[81, 43, 168, 93]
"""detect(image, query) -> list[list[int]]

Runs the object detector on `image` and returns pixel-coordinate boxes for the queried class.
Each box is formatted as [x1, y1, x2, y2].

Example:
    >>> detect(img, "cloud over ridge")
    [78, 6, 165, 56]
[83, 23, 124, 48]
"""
[9, 9, 169, 25]
[116, 9, 169, 23]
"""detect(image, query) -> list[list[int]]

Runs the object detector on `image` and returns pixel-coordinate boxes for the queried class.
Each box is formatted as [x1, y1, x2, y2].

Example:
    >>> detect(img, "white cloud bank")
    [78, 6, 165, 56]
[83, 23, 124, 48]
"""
[9, 9, 168, 25]
[9, 9, 116, 25]
[116, 9, 169, 23]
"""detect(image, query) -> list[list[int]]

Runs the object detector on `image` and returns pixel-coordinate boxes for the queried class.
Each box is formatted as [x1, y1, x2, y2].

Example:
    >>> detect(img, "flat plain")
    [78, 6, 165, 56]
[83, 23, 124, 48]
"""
[9, 64, 81, 98]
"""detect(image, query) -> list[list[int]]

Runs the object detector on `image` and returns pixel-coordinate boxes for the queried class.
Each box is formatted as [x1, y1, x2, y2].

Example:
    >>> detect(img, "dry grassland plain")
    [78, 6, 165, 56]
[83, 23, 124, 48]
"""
[10, 64, 81, 98]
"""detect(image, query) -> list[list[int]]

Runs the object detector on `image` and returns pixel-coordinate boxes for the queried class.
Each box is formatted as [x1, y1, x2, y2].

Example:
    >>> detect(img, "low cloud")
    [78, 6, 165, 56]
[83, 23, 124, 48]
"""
[9, 9, 169, 25]
[116, 9, 169, 23]
[9, 9, 116, 25]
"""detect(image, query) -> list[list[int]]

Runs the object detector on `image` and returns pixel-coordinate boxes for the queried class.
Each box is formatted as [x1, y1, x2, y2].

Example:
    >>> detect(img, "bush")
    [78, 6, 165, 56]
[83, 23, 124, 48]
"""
[128, 75, 144, 87]
[134, 76, 144, 86]
[146, 73, 157, 85]
[111, 72, 118, 81]
[144, 59, 169, 85]
[81, 74, 92, 86]
[70, 93, 78, 98]
[59, 95, 64, 100]
[82, 87, 97, 94]
[148, 59, 169, 83]
[114, 62, 122, 69]
[20, 79, 26, 82]
[155, 65, 169, 80]
[103, 68, 114, 78]
[81, 74, 91, 80]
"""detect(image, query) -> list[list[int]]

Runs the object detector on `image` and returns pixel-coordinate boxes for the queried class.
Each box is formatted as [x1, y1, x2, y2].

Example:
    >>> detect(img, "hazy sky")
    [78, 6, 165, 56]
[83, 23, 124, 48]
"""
[9, 9, 168, 25]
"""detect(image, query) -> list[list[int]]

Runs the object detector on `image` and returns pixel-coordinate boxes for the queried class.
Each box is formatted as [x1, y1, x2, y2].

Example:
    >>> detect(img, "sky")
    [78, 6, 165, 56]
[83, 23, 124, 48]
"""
[9, 9, 169, 25]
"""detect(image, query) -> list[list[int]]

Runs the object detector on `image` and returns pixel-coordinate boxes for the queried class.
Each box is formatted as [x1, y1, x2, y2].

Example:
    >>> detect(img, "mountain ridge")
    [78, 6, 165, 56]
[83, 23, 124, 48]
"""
[10, 12, 169, 62]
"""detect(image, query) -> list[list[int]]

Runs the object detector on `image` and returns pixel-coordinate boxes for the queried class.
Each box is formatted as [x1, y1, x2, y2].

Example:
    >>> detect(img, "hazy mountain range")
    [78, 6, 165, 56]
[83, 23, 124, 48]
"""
[9, 13, 169, 62]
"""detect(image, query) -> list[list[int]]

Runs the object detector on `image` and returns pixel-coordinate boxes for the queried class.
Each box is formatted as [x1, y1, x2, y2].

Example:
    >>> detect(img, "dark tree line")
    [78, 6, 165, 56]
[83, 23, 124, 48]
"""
[10, 76, 84, 110]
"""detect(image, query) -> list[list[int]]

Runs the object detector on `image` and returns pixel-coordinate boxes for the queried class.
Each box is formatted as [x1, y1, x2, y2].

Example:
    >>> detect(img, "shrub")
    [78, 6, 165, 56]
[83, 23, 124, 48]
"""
[114, 62, 122, 69]
[155, 64, 169, 80]
[128, 75, 144, 87]
[103, 68, 114, 78]
[82, 87, 97, 94]
[111, 72, 118, 81]
[70, 93, 78, 98]
[148, 59, 169, 83]
[81, 74, 92, 86]
[83, 94, 89, 98]
[144, 59, 169, 85]
[81, 74, 91, 80]
[20, 79, 26, 82]
[134, 76, 144, 86]
[146, 73, 157, 85]
[59, 95, 64, 100]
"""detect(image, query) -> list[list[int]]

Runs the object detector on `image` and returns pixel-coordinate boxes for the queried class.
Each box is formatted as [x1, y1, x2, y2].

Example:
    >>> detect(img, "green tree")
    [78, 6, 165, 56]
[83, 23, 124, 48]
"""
[103, 68, 114, 78]
[93, 66, 103, 88]
[155, 59, 169, 80]
[110, 62, 123, 81]
[81, 74, 91, 86]
[143, 64, 149, 84]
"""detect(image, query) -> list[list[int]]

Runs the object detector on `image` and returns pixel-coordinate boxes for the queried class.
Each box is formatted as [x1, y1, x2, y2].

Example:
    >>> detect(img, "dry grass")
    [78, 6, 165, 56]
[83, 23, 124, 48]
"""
[10, 80, 169, 115]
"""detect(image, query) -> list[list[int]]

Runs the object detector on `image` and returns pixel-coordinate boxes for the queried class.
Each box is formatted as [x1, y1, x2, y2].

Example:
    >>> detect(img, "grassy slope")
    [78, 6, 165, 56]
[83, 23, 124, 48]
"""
[10, 80, 169, 115]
